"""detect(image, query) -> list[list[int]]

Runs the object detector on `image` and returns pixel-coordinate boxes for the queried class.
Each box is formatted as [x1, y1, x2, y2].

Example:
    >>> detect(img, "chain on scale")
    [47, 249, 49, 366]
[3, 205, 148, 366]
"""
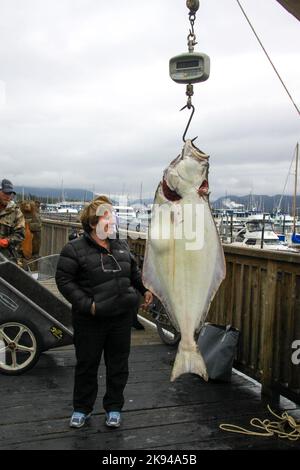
[169, 1, 210, 142]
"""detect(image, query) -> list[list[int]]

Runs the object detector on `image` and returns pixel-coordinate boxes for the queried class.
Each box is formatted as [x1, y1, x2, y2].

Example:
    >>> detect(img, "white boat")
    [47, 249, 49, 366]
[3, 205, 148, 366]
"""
[57, 204, 79, 214]
[231, 218, 299, 252]
[42, 204, 59, 213]
[214, 209, 264, 242]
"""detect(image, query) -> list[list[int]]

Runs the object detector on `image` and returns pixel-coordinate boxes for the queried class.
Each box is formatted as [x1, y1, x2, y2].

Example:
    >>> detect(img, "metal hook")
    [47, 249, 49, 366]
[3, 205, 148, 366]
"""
[180, 103, 197, 143]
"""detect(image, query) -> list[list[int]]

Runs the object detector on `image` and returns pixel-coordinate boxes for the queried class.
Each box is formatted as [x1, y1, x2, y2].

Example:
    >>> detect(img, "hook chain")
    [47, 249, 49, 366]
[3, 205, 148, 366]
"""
[181, 1, 200, 141]
[186, 0, 199, 52]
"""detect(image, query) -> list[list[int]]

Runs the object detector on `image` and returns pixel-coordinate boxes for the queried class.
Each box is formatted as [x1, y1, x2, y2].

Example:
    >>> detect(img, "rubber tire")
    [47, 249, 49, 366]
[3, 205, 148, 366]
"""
[156, 321, 181, 347]
[0, 319, 42, 375]
[150, 297, 181, 347]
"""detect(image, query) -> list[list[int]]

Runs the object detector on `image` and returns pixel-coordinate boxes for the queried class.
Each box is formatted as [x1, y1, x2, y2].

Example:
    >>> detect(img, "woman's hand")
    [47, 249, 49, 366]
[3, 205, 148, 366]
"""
[140, 291, 153, 310]
[91, 302, 96, 316]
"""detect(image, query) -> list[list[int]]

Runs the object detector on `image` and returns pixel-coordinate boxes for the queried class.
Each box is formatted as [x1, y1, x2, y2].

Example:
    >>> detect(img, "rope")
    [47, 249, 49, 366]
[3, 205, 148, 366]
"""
[236, 0, 300, 117]
[220, 404, 300, 441]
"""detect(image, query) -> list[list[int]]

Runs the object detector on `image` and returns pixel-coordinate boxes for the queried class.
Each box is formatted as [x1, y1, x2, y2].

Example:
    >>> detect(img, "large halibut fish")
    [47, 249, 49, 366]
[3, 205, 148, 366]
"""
[142, 139, 226, 381]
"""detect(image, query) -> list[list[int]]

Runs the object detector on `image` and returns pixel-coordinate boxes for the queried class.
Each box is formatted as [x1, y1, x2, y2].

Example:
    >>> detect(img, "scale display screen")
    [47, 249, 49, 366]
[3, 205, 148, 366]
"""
[176, 59, 200, 69]
[169, 52, 210, 84]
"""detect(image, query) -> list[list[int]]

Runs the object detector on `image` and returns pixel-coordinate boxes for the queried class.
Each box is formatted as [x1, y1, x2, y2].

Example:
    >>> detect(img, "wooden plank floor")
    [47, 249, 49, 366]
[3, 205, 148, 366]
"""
[0, 340, 299, 450]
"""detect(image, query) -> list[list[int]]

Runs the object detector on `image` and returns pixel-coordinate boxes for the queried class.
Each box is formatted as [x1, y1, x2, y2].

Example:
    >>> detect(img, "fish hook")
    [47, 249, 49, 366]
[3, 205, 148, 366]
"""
[180, 103, 198, 143]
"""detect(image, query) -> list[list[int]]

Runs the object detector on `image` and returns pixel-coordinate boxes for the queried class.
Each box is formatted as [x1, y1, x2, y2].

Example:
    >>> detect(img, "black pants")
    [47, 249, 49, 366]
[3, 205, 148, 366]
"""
[72, 311, 132, 414]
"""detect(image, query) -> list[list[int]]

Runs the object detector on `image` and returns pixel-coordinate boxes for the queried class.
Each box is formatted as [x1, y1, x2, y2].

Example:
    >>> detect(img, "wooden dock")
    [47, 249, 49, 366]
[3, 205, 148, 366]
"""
[0, 331, 299, 451]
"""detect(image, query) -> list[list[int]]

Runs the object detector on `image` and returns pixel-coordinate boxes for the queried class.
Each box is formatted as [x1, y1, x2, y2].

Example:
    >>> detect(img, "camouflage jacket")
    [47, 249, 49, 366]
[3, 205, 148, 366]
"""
[0, 202, 25, 258]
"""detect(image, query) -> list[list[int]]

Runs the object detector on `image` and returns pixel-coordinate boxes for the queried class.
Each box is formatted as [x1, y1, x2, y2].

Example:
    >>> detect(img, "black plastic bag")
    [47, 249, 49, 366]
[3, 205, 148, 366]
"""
[197, 323, 240, 382]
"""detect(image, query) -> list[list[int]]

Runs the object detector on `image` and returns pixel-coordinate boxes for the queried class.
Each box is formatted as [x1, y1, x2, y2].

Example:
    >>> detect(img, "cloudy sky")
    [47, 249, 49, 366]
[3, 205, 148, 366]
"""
[0, 0, 299, 200]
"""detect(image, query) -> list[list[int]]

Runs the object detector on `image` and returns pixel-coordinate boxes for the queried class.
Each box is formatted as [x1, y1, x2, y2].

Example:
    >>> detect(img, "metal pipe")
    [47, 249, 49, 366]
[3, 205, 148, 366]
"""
[261, 214, 266, 249]
[292, 142, 299, 234]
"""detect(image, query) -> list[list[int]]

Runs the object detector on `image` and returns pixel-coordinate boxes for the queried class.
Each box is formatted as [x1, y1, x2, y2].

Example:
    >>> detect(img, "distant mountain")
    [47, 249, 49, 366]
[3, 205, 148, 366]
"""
[212, 194, 300, 214]
[14, 186, 154, 205]
[15, 186, 94, 202]
[130, 198, 153, 207]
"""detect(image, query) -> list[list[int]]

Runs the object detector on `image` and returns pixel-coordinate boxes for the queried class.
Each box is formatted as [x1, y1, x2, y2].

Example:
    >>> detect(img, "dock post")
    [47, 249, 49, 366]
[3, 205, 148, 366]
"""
[261, 259, 279, 401]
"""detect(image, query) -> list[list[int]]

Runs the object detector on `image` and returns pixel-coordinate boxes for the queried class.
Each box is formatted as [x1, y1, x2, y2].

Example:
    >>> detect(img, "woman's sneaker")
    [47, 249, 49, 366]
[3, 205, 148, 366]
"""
[105, 411, 121, 428]
[69, 411, 91, 428]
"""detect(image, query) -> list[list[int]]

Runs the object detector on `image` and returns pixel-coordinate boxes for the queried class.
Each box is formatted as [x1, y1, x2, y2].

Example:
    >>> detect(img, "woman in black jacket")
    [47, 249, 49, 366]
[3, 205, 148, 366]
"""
[55, 196, 153, 429]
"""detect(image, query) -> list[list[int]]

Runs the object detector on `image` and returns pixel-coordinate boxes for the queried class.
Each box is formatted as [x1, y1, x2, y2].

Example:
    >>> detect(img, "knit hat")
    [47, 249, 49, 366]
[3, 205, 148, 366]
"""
[0, 179, 16, 194]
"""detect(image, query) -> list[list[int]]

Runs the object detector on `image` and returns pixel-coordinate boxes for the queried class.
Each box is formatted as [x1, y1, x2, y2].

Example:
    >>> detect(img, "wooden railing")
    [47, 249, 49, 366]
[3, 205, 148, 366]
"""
[40, 219, 81, 257]
[208, 245, 300, 404]
[41, 219, 300, 403]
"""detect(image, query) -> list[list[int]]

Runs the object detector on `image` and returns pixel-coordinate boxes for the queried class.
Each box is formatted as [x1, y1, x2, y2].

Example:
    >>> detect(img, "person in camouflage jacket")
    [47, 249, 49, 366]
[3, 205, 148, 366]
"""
[0, 179, 25, 261]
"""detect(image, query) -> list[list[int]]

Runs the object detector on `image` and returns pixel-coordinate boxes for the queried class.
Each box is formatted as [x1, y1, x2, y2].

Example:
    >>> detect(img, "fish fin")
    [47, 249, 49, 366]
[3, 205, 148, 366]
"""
[171, 347, 208, 382]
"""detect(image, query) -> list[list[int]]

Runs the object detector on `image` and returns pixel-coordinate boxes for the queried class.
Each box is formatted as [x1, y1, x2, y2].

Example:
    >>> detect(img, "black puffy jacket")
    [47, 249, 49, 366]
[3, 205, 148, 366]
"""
[55, 233, 147, 319]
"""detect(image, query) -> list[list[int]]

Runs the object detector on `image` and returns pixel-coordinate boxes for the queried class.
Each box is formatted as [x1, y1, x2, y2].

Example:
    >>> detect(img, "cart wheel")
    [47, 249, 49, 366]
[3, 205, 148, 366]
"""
[150, 298, 181, 347]
[156, 322, 181, 347]
[0, 320, 42, 375]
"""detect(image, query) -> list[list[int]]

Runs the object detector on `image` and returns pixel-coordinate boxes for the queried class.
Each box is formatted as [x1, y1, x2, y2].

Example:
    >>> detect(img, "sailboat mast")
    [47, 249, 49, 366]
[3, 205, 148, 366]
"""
[292, 142, 299, 233]
[139, 182, 143, 205]
[61, 178, 65, 203]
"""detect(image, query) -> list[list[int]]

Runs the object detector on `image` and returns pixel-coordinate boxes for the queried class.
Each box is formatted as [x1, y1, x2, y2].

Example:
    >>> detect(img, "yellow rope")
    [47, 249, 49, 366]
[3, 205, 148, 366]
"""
[220, 405, 300, 442]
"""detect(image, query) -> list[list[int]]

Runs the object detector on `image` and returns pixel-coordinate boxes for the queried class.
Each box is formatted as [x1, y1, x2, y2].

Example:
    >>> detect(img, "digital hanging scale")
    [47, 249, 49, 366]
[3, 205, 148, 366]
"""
[169, 52, 210, 84]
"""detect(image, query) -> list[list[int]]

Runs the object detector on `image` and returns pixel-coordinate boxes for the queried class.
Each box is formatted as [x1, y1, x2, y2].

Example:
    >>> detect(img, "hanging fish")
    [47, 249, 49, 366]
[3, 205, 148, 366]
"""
[143, 139, 226, 381]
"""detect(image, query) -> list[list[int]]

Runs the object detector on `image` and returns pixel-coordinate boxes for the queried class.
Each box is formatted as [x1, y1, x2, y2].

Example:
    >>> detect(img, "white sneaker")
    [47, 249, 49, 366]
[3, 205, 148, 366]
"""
[69, 411, 91, 428]
[105, 411, 121, 428]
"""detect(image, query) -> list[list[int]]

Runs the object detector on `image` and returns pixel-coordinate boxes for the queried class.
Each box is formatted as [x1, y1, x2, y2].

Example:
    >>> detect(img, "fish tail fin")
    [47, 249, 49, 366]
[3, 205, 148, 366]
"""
[171, 344, 208, 382]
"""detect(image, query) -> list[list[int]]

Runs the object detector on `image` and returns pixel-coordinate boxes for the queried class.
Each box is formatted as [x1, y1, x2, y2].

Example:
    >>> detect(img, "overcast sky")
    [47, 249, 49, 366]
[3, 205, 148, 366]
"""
[0, 0, 299, 200]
